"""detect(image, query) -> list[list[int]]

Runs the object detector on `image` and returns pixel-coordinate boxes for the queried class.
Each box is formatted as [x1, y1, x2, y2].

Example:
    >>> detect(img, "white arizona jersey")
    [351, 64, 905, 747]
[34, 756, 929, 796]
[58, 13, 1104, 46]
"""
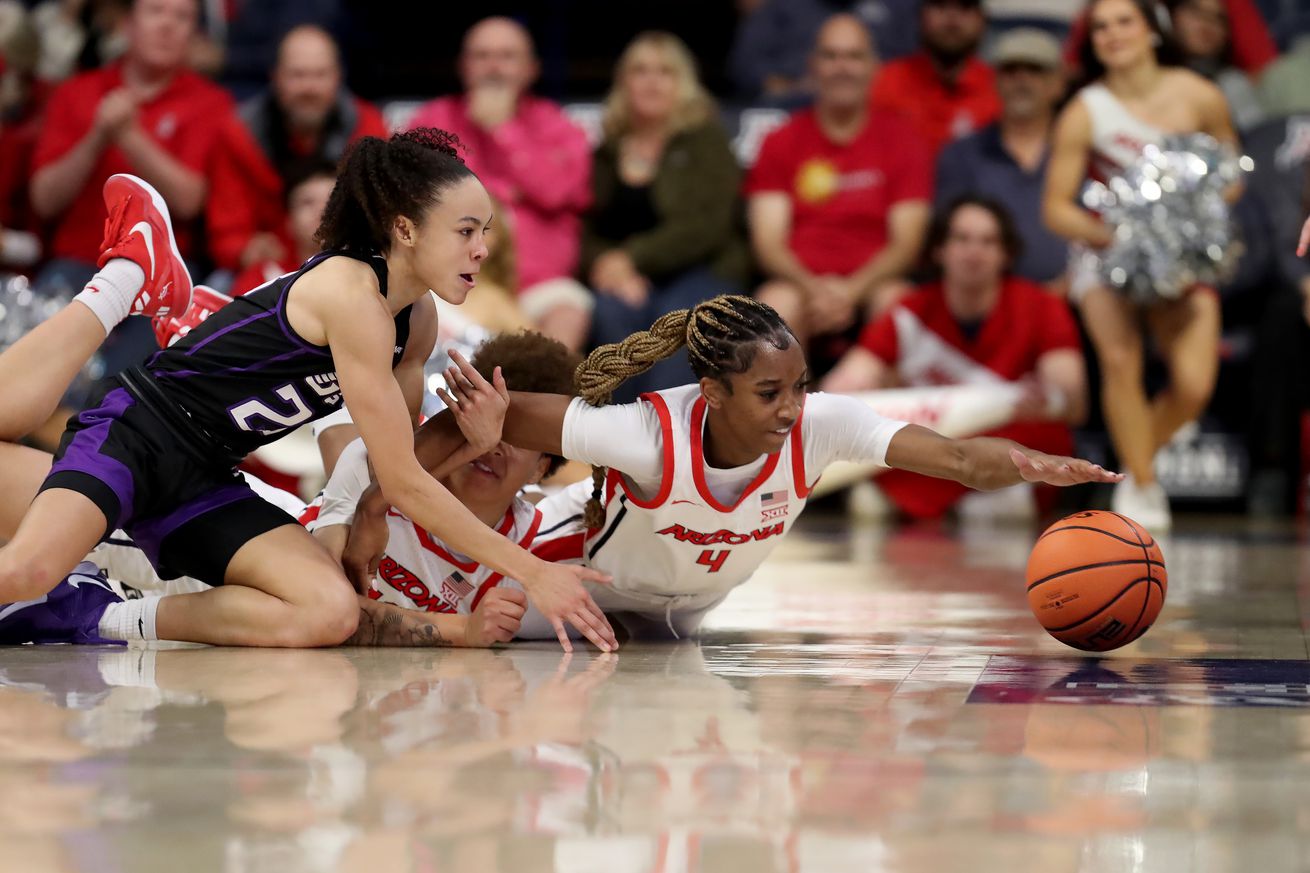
[305, 437, 586, 619]
[363, 497, 543, 615]
[1078, 82, 1165, 181]
[561, 385, 815, 600]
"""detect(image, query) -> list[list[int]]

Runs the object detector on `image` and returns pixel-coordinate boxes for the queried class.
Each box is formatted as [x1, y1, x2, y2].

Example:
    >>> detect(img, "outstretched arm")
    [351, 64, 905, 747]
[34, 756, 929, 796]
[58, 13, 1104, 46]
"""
[347, 596, 462, 647]
[346, 588, 525, 648]
[802, 392, 1117, 491]
[884, 424, 1120, 491]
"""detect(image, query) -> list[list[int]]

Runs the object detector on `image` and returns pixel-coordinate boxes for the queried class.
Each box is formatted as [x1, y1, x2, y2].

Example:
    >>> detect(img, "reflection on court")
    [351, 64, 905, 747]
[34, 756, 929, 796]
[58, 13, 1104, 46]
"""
[1, 513, 1308, 872]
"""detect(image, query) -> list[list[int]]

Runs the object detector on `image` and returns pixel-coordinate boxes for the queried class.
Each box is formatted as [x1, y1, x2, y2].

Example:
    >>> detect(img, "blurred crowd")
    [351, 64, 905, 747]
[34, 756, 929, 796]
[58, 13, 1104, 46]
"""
[0, 0, 1308, 519]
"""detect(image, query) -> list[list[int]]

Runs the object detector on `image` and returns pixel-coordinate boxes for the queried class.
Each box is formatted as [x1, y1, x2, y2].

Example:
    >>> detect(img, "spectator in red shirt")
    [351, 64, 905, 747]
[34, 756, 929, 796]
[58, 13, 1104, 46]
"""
[746, 14, 932, 368]
[823, 197, 1088, 520]
[869, 0, 1001, 159]
[206, 24, 386, 277]
[229, 161, 337, 296]
[0, 17, 47, 271]
[407, 16, 593, 352]
[28, 0, 231, 389]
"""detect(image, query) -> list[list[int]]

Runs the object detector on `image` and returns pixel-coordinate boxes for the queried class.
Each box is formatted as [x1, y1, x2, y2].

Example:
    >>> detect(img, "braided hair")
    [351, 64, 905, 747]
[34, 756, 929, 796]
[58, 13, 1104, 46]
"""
[315, 128, 475, 254]
[573, 294, 795, 528]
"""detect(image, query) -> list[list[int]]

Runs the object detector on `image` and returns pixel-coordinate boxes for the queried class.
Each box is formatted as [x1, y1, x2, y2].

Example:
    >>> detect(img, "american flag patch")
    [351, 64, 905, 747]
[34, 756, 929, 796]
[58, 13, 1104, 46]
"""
[760, 490, 789, 521]
[443, 572, 474, 598]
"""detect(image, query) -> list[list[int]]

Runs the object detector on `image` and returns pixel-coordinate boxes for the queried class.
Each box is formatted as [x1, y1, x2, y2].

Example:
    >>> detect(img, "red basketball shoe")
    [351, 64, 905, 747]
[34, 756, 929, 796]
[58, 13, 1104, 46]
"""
[97, 174, 193, 325]
[155, 284, 232, 348]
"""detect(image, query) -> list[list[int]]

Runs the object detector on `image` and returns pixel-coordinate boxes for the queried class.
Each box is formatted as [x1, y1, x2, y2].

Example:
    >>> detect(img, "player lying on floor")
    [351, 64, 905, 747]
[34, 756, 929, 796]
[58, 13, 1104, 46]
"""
[342, 294, 1123, 642]
[0, 331, 585, 648]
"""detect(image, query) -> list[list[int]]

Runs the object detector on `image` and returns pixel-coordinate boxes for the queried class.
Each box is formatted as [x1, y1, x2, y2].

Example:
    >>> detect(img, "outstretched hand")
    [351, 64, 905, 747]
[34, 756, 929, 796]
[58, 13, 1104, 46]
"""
[1009, 448, 1123, 487]
[525, 561, 619, 653]
[1299, 216, 1310, 258]
[434, 348, 509, 456]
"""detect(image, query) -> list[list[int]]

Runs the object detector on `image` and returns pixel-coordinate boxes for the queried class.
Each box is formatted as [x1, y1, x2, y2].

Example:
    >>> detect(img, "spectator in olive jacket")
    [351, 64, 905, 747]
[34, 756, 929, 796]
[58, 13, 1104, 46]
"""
[582, 31, 750, 401]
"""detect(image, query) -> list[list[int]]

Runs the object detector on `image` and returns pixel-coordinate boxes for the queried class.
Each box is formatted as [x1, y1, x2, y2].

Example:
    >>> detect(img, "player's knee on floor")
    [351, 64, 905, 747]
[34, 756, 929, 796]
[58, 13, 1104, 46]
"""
[293, 582, 359, 647]
[251, 576, 359, 648]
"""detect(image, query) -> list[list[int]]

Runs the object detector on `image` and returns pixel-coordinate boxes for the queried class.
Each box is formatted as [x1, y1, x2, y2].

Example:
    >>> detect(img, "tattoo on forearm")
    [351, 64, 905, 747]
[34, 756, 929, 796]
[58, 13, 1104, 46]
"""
[347, 601, 453, 647]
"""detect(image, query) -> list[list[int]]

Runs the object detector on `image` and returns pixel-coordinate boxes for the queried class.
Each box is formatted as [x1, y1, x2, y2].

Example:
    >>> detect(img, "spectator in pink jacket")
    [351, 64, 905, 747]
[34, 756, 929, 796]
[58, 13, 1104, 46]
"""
[407, 16, 593, 350]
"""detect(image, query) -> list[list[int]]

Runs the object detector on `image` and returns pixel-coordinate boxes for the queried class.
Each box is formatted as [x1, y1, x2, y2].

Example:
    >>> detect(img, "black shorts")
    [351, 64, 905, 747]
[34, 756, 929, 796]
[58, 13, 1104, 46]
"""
[40, 380, 298, 584]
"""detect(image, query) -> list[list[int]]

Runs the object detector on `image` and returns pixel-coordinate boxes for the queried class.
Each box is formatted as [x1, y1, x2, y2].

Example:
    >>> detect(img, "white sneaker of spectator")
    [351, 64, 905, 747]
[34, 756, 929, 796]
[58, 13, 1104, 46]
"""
[1111, 475, 1172, 533]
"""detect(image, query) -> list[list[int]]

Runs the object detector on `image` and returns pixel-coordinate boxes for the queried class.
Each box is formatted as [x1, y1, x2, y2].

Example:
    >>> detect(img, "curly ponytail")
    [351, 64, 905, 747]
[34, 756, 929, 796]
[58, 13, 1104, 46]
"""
[574, 294, 795, 529]
[315, 128, 474, 254]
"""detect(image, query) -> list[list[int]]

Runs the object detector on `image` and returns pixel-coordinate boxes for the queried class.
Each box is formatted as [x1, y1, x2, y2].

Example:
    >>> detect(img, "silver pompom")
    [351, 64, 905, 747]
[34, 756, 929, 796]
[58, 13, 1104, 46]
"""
[1078, 133, 1252, 305]
[0, 274, 104, 397]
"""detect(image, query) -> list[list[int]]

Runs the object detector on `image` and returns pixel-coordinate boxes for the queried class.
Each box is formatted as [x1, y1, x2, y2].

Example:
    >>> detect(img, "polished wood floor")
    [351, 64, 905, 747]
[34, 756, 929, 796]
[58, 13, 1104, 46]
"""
[2, 512, 1308, 872]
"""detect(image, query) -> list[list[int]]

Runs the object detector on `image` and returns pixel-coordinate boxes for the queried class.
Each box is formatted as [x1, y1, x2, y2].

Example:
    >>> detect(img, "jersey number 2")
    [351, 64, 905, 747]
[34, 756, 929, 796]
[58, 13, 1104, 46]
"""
[229, 383, 314, 434]
[696, 549, 729, 573]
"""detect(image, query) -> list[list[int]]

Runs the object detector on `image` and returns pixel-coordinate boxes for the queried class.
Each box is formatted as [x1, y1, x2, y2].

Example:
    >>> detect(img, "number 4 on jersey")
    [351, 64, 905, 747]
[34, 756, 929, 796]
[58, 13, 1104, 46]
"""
[696, 549, 730, 573]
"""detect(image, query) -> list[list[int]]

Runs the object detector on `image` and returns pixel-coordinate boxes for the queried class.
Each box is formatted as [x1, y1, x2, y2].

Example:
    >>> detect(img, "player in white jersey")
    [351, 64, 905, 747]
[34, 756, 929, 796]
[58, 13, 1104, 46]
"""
[1042, 0, 1239, 531]
[307, 443, 582, 641]
[345, 295, 1122, 645]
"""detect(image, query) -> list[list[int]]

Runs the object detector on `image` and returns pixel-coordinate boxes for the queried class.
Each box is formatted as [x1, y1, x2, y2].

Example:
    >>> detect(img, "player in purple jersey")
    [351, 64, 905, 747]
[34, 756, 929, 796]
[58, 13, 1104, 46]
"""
[0, 129, 616, 652]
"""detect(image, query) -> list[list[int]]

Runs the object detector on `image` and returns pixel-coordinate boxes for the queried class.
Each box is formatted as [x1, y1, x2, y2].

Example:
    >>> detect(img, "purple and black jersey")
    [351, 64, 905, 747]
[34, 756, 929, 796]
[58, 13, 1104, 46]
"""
[40, 248, 418, 583]
[134, 250, 414, 463]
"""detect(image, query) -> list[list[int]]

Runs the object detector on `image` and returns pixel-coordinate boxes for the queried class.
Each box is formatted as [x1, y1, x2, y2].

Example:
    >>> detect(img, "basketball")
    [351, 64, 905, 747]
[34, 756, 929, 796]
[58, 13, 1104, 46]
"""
[1026, 511, 1167, 652]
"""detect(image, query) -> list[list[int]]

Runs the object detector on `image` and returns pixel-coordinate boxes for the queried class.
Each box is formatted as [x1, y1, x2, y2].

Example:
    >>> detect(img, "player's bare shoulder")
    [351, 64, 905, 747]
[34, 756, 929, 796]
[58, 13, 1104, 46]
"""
[296, 254, 381, 303]
[285, 254, 388, 346]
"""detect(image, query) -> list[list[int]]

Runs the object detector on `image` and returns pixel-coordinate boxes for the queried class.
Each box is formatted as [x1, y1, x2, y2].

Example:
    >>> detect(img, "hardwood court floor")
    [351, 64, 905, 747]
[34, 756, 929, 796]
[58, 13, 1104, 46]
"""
[1, 512, 1308, 872]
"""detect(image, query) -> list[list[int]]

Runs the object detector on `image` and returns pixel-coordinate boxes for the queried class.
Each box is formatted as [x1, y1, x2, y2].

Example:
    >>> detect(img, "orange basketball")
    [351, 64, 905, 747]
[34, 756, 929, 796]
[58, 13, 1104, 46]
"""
[1025, 511, 1167, 652]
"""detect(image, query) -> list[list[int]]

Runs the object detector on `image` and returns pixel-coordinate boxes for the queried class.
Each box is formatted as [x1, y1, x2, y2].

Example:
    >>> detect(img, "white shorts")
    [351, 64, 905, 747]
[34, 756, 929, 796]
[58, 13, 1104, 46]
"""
[514, 481, 729, 640]
[513, 582, 728, 642]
